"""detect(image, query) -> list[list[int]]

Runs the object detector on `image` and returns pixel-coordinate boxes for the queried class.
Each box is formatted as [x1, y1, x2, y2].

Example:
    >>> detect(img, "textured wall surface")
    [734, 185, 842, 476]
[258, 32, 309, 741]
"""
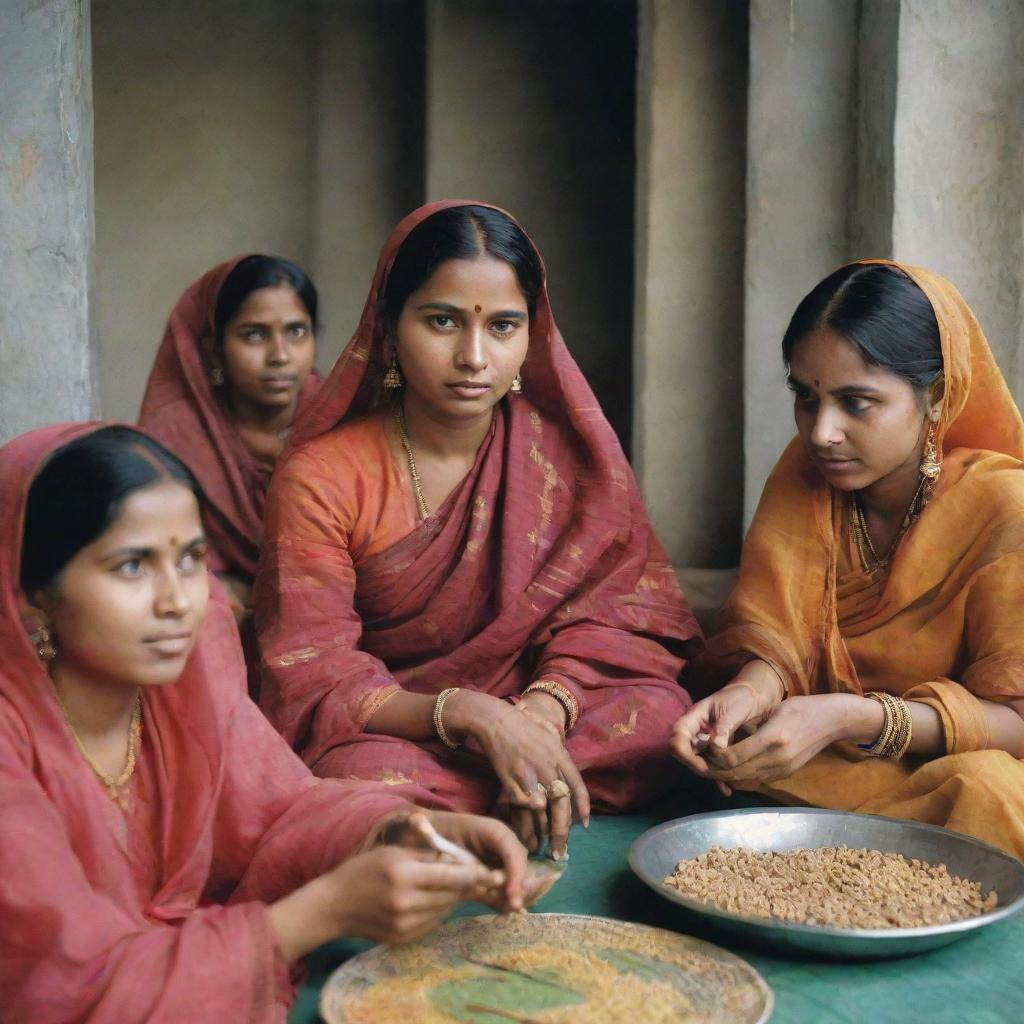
[424, 0, 637, 448]
[892, 0, 1024, 397]
[92, 0, 316, 421]
[633, 0, 747, 567]
[0, 0, 97, 443]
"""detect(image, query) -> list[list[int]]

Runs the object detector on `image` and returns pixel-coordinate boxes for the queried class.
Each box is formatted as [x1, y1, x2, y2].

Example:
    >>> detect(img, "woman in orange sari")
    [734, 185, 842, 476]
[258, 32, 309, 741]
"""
[256, 201, 700, 860]
[672, 261, 1024, 858]
[139, 256, 321, 632]
[0, 423, 526, 1023]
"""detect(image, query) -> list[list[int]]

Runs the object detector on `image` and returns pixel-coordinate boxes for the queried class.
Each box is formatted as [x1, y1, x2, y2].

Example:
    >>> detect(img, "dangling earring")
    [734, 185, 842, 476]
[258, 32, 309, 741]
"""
[919, 425, 941, 482]
[30, 625, 57, 662]
[383, 358, 404, 390]
[210, 366, 225, 387]
[509, 373, 523, 395]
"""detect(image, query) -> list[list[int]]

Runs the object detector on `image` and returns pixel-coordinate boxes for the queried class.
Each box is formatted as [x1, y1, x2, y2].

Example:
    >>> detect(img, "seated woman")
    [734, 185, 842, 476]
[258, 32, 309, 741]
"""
[256, 201, 701, 860]
[672, 260, 1024, 859]
[139, 255, 321, 639]
[1, 423, 526, 1022]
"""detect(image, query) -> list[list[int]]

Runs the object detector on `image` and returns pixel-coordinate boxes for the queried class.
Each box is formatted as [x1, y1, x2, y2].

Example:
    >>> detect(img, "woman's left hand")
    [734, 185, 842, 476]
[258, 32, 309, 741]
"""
[700, 693, 862, 794]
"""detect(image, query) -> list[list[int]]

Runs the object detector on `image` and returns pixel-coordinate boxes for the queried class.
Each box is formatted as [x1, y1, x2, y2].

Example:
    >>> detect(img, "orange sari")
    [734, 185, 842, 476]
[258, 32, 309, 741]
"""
[704, 260, 1024, 858]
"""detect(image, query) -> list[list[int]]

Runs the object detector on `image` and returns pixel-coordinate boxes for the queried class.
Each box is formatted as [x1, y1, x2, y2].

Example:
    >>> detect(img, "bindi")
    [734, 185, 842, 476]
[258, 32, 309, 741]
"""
[474, 305, 482, 314]
[170, 537, 180, 547]
[814, 379, 820, 388]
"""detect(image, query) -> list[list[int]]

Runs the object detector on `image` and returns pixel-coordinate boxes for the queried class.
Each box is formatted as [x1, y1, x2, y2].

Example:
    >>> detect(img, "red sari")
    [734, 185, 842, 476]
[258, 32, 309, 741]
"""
[0, 424, 407, 1024]
[256, 200, 701, 814]
[138, 258, 321, 581]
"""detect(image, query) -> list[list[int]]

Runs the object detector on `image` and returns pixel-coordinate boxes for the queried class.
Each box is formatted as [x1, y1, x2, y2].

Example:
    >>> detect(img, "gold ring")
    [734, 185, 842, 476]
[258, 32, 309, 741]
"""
[545, 779, 571, 800]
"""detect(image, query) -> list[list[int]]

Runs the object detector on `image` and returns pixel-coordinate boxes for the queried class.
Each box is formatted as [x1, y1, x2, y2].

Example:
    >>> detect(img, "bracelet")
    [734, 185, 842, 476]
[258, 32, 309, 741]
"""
[433, 687, 461, 750]
[524, 679, 580, 732]
[859, 692, 913, 759]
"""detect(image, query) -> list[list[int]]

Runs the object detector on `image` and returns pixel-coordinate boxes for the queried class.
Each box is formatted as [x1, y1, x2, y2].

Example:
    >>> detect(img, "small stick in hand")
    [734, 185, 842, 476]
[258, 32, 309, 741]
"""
[408, 813, 485, 867]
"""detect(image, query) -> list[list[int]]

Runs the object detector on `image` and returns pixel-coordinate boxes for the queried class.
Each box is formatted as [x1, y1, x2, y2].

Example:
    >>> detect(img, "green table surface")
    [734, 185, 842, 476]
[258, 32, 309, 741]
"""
[289, 790, 1023, 1024]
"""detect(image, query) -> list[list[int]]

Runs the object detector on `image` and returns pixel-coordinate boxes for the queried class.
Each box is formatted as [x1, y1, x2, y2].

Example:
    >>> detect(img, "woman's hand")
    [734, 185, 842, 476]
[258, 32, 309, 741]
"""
[268, 812, 515, 962]
[446, 690, 589, 858]
[671, 660, 784, 786]
[685, 692, 869, 795]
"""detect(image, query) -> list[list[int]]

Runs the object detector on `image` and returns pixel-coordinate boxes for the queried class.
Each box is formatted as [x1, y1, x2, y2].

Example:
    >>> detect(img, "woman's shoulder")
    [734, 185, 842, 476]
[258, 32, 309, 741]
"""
[949, 449, 1024, 515]
[280, 413, 390, 483]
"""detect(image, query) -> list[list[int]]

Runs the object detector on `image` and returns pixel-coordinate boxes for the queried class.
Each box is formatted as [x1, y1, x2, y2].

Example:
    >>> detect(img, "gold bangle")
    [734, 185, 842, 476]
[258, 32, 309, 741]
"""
[433, 687, 461, 750]
[862, 692, 913, 759]
[524, 679, 580, 732]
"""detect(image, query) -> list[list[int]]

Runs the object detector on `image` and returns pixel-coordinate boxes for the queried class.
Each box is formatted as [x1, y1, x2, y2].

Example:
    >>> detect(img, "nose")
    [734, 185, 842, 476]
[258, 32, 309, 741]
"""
[267, 330, 290, 366]
[809, 406, 844, 450]
[154, 565, 190, 618]
[455, 326, 487, 373]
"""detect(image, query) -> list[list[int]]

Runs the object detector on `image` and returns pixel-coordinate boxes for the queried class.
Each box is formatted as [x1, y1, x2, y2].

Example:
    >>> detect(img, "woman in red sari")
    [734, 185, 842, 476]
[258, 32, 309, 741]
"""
[0, 423, 526, 1023]
[139, 255, 321, 631]
[256, 201, 701, 860]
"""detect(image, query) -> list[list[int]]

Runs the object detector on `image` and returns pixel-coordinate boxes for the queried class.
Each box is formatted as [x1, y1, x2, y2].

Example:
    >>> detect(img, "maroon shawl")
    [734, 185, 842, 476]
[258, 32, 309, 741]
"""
[138, 258, 321, 578]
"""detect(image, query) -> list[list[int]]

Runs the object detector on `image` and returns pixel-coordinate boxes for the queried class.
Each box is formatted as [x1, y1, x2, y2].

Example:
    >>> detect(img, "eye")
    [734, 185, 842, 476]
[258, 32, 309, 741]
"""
[428, 314, 456, 330]
[179, 545, 208, 574]
[491, 319, 520, 336]
[114, 559, 144, 578]
[287, 324, 309, 338]
[843, 395, 872, 415]
[241, 328, 265, 343]
[787, 382, 815, 405]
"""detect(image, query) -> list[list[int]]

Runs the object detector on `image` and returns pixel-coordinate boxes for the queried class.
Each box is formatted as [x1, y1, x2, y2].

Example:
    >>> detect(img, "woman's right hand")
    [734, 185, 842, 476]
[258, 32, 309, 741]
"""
[670, 660, 785, 791]
[268, 843, 502, 961]
[446, 690, 589, 857]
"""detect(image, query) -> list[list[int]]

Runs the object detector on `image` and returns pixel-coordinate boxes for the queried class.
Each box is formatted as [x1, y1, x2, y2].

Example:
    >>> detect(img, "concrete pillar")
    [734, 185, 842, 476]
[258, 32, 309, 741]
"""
[0, 0, 97, 442]
[424, 0, 637, 449]
[633, 0, 747, 568]
[309, 0, 425, 367]
[743, 0, 859, 524]
[891, 0, 1024, 398]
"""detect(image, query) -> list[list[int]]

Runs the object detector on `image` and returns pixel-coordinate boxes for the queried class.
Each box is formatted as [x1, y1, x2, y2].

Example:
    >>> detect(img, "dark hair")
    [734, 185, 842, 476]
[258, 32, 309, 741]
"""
[20, 427, 204, 594]
[213, 255, 319, 342]
[782, 264, 943, 394]
[381, 205, 543, 331]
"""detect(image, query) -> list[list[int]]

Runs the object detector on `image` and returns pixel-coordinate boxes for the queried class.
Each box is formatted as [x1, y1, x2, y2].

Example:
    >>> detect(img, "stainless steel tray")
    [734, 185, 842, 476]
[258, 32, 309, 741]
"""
[630, 807, 1024, 959]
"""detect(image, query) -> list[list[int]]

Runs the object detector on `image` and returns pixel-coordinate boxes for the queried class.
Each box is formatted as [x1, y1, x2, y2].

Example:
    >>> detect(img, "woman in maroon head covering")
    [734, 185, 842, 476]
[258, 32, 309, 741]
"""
[256, 201, 702, 860]
[0, 422, 525, 1022]
[139, 255, 322, 631]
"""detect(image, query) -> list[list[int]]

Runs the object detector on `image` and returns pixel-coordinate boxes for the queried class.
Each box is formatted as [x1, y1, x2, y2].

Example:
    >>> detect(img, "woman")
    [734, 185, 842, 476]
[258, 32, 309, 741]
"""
[0, 423, 526, 1023]
[139, 255, 321, 632]
[256, 201, 701, 860]
[672, 260, 1024, 858]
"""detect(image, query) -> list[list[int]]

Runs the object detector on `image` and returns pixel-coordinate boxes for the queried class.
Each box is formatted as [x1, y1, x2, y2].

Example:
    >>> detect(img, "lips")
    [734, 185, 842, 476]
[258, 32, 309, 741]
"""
[144, 632, 193, 657]
[446, 381, 492, 399]
[262, 375, 298, 391]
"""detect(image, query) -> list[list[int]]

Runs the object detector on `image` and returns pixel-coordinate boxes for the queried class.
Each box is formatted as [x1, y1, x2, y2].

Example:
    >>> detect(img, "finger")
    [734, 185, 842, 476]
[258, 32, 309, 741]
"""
[548, 785, 572, 860]
[670, 722, 712, 776]
[456, 816, 528, 911]
[530, 790, 549, 850]
[405, 859, 504, 894]
[511, 805, 539, 854]
[387, 908, 454, 945]
[716, 779, 733, 798]
[558, 754, 590, 827]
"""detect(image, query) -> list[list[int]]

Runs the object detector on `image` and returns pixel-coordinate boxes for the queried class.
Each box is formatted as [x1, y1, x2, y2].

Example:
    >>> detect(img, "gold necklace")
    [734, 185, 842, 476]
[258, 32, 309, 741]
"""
[55, 689, 143, 810]
[397, 406, 430, 520]
[849, 475, 928, 570]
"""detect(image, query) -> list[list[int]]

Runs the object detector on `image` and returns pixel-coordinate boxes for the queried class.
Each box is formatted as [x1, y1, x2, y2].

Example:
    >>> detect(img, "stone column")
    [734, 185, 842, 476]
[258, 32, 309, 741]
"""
[891, 0, 1024, 397]
[743, 0, 859, 524]
[0, 0, 97, 442]
[633, 0, 747, 567]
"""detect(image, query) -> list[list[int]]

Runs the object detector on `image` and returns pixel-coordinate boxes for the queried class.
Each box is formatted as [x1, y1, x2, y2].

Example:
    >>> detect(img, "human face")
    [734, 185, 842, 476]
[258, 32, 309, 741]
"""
[393, 256, 529, 424]
[787, 328, 934, 493]
[219, 284, 315, 413]
[34, 481, 209, 692]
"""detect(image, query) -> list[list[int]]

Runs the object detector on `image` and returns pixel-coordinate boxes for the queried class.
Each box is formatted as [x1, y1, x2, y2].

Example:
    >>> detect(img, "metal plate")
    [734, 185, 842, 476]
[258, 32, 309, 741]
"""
[320, 913, 773, 1023]
[630, 807, 1024, 958]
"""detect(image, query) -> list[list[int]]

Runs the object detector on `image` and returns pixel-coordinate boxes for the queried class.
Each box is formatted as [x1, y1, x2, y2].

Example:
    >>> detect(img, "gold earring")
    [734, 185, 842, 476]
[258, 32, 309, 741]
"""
[383, 358, 404, 390]
[30, 625, 57, 662]
[509, 373, 523, 395]
[920, 425, 941, 481]
[210, 366, 225, 387]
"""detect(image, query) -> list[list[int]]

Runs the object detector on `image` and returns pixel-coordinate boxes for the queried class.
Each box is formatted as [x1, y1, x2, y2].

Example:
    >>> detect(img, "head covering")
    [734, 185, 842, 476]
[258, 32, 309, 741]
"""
[0, 423, 405, 1021]
[705, 260, 1024, 711]
[260, 201, 700, 794]
[139, 258, 321, 578]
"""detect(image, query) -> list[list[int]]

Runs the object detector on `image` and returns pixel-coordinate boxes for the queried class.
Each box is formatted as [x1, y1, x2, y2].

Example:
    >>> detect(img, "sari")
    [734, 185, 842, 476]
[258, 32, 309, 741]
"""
[138, 258, 321, 582]
[0, 423, 408, 1023]
[255, 200, 701, 814]
[704, 259, 1024, 858]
